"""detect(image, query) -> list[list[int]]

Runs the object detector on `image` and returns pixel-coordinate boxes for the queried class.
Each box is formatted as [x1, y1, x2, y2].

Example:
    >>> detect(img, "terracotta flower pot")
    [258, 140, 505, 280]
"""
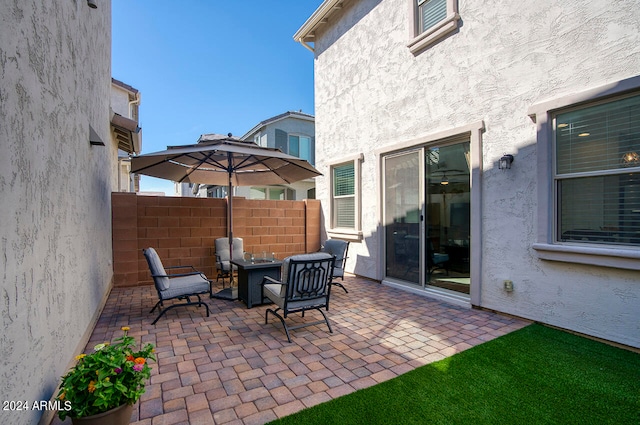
[71, 403, 133, 425]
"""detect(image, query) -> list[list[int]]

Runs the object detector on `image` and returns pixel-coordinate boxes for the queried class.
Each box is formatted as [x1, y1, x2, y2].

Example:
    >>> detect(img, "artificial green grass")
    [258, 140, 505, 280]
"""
[269, 324, 640, 425]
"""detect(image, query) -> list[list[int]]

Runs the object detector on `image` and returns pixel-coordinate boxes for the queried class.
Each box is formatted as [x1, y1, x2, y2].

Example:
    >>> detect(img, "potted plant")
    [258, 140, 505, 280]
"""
[56, 326, 155, 424]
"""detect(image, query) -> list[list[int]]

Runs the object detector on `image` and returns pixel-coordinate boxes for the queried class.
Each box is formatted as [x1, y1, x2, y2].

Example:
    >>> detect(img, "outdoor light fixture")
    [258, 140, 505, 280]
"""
[87, 0, 97, 9]
[499, 154, 514, 170]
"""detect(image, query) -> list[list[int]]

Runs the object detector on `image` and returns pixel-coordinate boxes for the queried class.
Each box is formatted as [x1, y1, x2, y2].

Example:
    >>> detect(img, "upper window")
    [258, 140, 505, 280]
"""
[275, 129, 314, 165]
[288, 135, 313, 165]
[408, 0, 460, 54]
[554, 94, 640, 247]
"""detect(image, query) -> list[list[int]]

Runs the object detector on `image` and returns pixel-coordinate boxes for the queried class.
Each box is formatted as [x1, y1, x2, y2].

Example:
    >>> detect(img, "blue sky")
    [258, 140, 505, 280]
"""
[112, 1, 320, 194]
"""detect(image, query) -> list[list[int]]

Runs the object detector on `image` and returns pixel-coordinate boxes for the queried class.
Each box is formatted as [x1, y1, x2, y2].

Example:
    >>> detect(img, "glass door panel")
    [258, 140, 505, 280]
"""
[425, 142, 471, 294]
[384, 150, 423, 284]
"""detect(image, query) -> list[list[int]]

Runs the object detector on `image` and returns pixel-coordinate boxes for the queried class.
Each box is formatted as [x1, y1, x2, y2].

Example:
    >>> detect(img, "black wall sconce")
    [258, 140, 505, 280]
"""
[499, 154, 514, 170]
[87, 0, 97, 9]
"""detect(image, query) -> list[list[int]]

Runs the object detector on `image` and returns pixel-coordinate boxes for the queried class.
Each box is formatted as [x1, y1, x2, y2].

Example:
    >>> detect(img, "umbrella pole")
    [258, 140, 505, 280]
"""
[227, 171, 233, 288]
[211, 172, 238, 301]
[228, 170, 233, 261]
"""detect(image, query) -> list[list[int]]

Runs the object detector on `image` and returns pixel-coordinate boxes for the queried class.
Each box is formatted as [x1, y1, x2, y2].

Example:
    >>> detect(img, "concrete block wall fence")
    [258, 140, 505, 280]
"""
[112, 192, 322, 287]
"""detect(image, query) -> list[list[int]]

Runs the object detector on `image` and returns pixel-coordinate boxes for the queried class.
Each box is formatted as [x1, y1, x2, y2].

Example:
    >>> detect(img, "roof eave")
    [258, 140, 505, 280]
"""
[111, 113, 142, 154]
[293, 0, 347, 51]
[111, 77, 139, 95]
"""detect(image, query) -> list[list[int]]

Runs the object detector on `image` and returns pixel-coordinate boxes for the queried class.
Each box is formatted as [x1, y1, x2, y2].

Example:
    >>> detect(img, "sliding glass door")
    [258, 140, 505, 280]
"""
[383, 141, 471, 295]
[384, 150, 423, 284]
[425, 142, 470, 294]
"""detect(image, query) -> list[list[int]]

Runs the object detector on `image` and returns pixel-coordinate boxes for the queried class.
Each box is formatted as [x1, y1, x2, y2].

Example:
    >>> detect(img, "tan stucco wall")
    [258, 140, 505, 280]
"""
[0, 1, 113, 424]
[311, 0, 640, 347]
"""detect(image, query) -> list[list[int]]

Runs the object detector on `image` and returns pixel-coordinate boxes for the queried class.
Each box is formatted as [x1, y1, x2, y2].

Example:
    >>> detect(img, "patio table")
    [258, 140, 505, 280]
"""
[231, 258, 282, 308]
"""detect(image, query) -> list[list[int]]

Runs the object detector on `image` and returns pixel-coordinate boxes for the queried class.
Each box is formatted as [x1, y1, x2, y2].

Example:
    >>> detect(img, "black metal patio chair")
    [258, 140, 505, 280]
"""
[261, 253, 335, 343]
[143, 247, 212, 324]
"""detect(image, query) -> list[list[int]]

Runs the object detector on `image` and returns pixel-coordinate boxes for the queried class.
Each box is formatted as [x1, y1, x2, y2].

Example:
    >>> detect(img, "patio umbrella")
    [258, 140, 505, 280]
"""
[130, 133, 322, 266]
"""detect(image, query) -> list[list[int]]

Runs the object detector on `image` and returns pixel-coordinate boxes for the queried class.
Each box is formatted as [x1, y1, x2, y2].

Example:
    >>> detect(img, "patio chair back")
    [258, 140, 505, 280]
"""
[143, 247, 170, 291]
[320, 239, 350, 294]
[215, 237, 244, 285]
[262, 252, 335, 342]
[283, 252, 335, 304]
[215, 237, 244, 269]
[320, 239, 349, 279]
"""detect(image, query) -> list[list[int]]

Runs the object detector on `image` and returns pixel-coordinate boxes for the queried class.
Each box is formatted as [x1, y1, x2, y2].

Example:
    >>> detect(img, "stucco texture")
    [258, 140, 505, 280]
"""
[0, 1, 113, 424]
[311, 0, 640, 347]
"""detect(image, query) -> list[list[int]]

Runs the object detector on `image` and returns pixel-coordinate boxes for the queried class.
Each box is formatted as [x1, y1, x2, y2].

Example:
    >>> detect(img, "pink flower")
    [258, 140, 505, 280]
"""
[114, 367, 123, 374]
[133, 364, 144, 372]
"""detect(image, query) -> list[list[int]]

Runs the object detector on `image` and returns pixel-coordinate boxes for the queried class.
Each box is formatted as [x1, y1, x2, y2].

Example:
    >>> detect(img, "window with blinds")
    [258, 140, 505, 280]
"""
[333, 163, 355, 229]
[418, 0, 447, 33]
[555, 93, 640, 246]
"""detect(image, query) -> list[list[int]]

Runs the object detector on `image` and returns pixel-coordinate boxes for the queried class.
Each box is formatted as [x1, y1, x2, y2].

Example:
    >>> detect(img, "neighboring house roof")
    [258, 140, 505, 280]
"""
[111, 77, 139, 95]
[241, 111, 315, 140]
[293, 0, 348, 51]
[197, 133, 256, 144]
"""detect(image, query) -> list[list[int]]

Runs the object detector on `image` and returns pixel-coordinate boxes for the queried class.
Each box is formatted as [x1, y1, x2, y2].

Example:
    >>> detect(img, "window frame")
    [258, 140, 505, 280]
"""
[407, 0, 460, 54]
[553, 94, 640, 248]
[287, 133, 314, 165]
[529, 75, 640, 270]
[329, 154, 363, 240]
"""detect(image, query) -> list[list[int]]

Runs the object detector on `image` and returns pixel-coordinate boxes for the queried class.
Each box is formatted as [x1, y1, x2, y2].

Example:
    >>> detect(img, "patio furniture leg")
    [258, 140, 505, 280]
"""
[266, 307, 292, 343]
[150, 300, 163, 314]
[265, 306, 333, 343]
[151, 297, 210, 325]
[316, 308, 333, 334]
[331, 281, 348, 293]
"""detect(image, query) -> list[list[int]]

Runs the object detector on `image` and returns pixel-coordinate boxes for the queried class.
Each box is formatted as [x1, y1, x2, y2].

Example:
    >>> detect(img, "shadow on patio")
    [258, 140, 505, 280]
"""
[52, 275, 529, 425]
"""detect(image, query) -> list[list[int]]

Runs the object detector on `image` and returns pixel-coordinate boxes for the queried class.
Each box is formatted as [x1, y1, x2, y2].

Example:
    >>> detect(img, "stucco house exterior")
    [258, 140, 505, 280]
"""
[179, 111, 317, 200]
[1, 1, 117, 424]
[295, 0, 640, 348]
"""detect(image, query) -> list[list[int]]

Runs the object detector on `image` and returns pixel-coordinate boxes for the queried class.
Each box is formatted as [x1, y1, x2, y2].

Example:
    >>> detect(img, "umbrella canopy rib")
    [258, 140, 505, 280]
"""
[176, 150, 219, 183]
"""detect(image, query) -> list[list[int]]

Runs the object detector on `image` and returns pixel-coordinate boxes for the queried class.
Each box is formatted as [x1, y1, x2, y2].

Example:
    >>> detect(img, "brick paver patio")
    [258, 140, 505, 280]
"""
[52, 275, 529, 425]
